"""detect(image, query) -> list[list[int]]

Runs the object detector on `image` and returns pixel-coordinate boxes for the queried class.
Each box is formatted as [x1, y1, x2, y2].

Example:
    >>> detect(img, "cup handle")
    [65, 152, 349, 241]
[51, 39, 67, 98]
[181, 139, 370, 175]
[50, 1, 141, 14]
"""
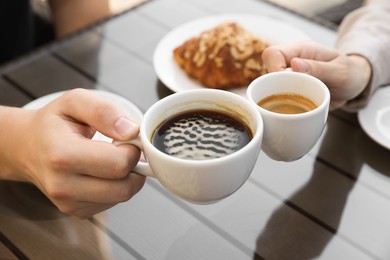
[113, 136, 155, 177]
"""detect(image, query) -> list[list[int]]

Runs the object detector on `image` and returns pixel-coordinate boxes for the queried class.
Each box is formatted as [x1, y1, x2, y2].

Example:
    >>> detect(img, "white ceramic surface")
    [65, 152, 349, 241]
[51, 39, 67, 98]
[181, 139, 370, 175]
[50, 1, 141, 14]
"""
[247, 71, 330, 161]
[153, 13, 310, 96]
[358, 86, 390, 149]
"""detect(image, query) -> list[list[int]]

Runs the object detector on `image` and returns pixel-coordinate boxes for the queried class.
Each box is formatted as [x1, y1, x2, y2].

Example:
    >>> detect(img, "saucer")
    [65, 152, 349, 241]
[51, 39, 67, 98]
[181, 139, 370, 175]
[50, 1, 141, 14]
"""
[23, 90, 144, 142]
[358, 86, 390, 149]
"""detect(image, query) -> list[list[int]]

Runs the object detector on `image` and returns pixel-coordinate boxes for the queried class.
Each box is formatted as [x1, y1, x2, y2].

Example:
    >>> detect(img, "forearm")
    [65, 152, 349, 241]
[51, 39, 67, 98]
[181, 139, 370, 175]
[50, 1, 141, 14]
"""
[49, 0, 111, 37]
[0, 106, 34, 182]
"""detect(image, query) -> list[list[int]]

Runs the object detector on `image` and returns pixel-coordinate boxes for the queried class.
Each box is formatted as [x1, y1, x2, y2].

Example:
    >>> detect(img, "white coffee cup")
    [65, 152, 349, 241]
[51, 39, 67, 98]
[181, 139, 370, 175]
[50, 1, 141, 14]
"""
[247, 71, 330, 162]
[115, 89, 263, 204]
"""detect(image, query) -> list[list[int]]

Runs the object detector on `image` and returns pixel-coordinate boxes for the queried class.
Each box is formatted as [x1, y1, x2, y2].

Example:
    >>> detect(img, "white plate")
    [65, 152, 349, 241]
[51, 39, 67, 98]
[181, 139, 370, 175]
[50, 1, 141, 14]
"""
[358, 86, 390, 149]
[23, 90, 143, 142]
[153, 13, 310, 96]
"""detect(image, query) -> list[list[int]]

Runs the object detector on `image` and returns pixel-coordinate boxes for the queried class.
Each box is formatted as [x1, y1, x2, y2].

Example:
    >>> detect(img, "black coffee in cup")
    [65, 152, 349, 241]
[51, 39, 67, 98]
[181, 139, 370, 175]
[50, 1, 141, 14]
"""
[152, 109, 252, 160]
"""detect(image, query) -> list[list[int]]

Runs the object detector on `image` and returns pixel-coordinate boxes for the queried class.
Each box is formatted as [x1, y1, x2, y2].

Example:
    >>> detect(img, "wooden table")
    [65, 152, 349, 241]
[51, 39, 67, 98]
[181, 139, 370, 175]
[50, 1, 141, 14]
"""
[1, 0, 390, 259]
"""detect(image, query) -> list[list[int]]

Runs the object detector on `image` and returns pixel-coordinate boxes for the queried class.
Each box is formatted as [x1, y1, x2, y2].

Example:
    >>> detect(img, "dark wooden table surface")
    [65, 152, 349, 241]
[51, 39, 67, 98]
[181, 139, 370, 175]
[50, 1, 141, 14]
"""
[1, 0, 390, 259]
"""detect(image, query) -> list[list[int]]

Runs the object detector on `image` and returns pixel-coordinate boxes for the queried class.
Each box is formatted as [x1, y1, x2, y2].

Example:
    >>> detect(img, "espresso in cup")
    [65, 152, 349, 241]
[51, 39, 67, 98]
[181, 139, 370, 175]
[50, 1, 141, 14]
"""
[258, 93, 317, 114]
[247, 71, 330, 162]
[151, 109, 252, 160]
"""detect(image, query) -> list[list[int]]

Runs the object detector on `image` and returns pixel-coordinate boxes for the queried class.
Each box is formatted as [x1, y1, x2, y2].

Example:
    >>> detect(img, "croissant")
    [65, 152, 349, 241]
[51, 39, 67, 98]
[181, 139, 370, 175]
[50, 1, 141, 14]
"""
[173, 22, 268, 89]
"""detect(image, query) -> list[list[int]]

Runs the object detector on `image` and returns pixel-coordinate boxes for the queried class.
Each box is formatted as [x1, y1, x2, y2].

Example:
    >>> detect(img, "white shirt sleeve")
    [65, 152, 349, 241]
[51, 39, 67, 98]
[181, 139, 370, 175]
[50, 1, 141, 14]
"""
[336, 0, 390, 111]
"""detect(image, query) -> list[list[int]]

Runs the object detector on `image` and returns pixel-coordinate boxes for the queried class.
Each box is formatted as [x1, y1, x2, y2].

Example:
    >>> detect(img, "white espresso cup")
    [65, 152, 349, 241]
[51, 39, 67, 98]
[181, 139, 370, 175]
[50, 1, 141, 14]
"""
[247, 71, 330, 162]
[115, 89, 263, 204]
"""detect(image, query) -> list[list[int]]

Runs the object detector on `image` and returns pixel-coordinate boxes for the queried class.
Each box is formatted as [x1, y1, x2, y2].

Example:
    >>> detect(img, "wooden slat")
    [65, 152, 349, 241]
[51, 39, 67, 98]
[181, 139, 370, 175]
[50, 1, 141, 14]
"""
[53, 30, 160, 112]
[248, 117, 390, 259]
[0, 78, 31, 107]
[331, 109, 360, 127]
[94, 181, 252, 259]
[0, 240, 18, 260]
[136, 0, 210, 28]
[184, 179, 372, 260]
[51, 30, 107, 79]
[97, 175, 372, 259]
[4, 54, 97, 98]
[98, 11, 170, 63]
[311, 116, 390, 198]
[0, 181, 137, 259]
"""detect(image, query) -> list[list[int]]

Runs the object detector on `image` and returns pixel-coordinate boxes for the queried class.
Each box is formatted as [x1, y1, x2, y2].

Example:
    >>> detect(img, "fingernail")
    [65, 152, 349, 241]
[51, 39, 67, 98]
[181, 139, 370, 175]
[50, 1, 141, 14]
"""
[114, 117, 137, 139]
[296, 59, 309, 72]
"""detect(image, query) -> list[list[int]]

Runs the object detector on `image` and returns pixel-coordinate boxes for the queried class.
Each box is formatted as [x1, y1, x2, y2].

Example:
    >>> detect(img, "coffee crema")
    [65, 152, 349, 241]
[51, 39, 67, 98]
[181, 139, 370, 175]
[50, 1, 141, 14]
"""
[152, 109, 252, 160]
[258, 93, 317, 114]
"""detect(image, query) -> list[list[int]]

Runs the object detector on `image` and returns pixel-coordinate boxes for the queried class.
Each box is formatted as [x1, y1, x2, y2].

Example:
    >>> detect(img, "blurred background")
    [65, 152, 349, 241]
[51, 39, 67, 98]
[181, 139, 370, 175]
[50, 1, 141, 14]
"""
[6, 0, 363, 66]
[266, 0, 364, 29]
[31, 0, 364, 43]
[32, 0, 147, 20]
[9, 0, 149, 65]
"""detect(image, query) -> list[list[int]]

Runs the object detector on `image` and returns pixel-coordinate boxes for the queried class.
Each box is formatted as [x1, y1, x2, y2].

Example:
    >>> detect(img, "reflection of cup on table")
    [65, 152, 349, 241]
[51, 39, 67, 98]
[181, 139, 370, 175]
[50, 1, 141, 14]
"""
[247, 71, 330, 162]
[115, 89, 263, 204]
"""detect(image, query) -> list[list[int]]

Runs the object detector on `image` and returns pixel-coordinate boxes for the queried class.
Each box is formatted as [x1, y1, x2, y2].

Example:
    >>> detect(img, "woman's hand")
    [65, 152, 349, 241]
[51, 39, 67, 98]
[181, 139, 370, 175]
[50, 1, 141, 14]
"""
[262, 41, 372, 110]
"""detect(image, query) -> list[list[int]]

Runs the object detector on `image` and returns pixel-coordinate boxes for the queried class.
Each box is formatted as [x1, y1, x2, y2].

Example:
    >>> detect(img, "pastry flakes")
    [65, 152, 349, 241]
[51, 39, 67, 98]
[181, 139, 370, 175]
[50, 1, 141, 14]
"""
[173, 22, 268, 89]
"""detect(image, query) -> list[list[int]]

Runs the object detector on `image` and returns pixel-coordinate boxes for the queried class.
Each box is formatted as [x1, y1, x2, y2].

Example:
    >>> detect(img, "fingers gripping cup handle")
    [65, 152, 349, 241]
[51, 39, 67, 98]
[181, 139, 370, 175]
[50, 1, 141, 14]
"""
[113, 136, 155, 177]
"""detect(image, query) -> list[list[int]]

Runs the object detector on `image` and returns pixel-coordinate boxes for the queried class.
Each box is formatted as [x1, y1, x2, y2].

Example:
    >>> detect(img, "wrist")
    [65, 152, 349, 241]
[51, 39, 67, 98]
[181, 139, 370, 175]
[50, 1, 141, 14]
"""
[347, 54, 372, 99]
[0, 106, 34, 182]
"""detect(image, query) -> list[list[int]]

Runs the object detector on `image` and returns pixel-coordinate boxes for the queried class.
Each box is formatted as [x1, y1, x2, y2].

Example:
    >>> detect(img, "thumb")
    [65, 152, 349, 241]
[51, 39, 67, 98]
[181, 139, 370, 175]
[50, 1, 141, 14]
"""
[290, 58, 332, 83]
[113, 116, 140, 141]
[290, 58, 310, 73]
[56, 89, 140, 141]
